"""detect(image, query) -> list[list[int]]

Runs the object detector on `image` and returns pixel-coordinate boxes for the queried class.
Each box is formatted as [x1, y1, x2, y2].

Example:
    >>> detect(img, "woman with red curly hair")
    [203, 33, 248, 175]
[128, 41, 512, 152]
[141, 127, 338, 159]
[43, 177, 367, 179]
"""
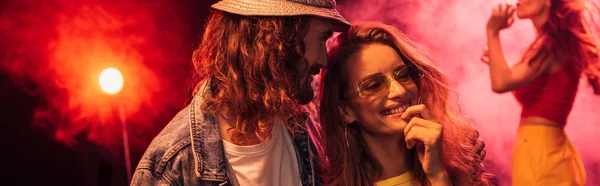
[317, 22, 494, 186]
[484, 0, 599, 185]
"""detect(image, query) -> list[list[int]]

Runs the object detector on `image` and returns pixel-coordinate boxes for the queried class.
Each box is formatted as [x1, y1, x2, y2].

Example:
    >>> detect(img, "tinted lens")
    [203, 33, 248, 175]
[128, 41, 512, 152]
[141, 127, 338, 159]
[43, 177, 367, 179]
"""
[394, 67, 413, 84]
[358, 76, 389, 97]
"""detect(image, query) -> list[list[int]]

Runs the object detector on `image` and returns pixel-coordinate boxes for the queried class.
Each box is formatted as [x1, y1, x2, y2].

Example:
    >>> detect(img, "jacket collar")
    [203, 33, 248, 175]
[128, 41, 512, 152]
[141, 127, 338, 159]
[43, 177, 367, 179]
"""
[189, 92, 228, 182]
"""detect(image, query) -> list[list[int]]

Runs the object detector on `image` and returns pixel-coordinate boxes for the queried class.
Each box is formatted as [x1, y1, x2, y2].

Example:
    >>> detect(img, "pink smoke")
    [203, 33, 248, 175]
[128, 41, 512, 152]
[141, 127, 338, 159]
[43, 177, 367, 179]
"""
[337, 0, 600, 185]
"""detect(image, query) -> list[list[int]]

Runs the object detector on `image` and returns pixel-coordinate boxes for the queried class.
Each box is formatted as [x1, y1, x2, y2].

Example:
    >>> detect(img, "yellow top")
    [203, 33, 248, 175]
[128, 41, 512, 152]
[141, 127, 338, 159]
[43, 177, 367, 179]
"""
[375, 171, 415, 186]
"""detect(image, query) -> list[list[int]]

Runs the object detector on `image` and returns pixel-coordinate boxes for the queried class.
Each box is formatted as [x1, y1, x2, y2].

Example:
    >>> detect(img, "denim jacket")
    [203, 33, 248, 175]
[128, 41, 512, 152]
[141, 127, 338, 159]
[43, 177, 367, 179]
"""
[131, 93, 322, 186]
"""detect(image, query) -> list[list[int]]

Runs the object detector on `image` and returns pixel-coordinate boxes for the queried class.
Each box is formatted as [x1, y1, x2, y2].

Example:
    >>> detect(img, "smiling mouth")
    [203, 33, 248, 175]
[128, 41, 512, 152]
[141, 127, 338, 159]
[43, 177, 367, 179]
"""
[380, 104, 410, 116]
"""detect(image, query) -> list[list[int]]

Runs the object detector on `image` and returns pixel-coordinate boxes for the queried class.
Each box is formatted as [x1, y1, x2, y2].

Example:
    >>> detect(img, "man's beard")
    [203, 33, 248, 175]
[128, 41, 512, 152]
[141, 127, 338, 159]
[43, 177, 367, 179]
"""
[289, 58, 317, 105]
[294, 76, 315, 105]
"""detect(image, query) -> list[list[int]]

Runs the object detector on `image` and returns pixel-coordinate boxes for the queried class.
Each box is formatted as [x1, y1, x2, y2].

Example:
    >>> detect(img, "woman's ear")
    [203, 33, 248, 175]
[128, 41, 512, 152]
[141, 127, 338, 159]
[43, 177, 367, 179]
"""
[339, 102, 357, 124]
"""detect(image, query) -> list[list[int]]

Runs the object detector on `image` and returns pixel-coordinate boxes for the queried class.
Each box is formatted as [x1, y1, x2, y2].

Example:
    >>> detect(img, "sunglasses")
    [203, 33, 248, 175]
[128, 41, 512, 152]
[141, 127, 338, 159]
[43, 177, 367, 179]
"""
[345, 65, 422, 98]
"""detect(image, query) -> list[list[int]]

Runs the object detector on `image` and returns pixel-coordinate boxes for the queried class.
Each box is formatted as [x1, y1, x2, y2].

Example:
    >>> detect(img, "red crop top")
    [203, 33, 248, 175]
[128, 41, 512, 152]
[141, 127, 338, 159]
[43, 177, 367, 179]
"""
[513, 65, 581, 126]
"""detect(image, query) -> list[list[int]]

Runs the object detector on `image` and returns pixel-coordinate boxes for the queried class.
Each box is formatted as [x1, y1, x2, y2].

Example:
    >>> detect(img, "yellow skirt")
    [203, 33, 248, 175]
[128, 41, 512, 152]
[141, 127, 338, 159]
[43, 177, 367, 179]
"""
[512, 125, 586, 186]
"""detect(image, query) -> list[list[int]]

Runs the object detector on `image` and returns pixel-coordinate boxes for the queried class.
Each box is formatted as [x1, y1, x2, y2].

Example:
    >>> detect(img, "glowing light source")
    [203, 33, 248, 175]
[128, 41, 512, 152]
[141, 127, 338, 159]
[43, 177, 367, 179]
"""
[99, 68, 123, 94]
[98, 67, 131, 182]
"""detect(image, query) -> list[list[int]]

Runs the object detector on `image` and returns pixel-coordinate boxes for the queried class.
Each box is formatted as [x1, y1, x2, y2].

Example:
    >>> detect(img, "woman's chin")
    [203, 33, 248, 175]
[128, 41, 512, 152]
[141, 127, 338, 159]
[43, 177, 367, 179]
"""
[516, 11, 534, 20]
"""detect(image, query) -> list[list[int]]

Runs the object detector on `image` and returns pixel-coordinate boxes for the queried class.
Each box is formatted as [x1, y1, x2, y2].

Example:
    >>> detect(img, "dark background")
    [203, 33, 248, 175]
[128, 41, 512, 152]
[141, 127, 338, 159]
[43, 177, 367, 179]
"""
[0, 1, 215, 185]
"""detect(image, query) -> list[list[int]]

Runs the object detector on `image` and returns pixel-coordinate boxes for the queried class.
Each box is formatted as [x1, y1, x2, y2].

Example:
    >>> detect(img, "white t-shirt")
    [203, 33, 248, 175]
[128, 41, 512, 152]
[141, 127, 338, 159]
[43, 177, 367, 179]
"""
[222, 119, 302, 186]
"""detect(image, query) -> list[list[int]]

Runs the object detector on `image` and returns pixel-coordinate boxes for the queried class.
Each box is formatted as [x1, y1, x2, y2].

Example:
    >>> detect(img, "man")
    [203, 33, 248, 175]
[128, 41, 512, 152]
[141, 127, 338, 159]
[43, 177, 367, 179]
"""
[131, 0, 349, 185]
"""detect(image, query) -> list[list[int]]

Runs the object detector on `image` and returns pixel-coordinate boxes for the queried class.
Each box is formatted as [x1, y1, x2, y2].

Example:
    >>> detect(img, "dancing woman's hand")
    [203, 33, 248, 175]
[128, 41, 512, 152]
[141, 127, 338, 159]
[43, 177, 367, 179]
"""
[486, 3, 515, 35]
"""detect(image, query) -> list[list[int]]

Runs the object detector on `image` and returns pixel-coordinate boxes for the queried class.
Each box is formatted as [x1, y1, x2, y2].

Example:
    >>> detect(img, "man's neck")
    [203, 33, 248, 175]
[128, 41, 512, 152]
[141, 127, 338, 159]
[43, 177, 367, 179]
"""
[362, 132, 411, 181]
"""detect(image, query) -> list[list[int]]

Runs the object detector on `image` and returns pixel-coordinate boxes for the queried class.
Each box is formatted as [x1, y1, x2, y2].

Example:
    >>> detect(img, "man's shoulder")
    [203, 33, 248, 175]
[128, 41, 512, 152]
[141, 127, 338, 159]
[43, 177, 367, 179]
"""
[136, 104, 194, 173]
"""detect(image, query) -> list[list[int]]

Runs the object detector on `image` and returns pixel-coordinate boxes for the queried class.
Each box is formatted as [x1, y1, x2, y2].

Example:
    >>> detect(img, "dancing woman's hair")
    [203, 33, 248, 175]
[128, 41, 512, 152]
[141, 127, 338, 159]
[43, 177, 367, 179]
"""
[532, 0, 600, 94]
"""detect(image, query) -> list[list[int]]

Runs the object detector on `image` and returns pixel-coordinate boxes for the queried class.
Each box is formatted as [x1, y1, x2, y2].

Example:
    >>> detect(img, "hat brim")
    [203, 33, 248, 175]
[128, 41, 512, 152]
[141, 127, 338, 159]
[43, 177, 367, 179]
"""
[211, 0, 350, 31]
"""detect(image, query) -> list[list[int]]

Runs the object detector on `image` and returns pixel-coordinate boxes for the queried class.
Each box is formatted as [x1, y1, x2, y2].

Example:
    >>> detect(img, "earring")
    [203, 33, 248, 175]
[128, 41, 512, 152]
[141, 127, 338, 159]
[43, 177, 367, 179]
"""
[344, 124, 363, 164]
[344, 126, 350, 148]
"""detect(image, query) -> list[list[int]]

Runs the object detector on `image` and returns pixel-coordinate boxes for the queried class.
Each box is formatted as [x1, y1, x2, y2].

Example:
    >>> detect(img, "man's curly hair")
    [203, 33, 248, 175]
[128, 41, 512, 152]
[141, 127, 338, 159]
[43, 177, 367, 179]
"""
[191, 10, 310, 145]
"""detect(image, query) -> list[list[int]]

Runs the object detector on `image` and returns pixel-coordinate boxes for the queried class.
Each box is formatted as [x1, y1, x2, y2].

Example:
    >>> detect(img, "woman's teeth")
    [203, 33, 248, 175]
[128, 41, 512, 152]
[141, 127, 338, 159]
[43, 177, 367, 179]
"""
[381, 105, 409, 116]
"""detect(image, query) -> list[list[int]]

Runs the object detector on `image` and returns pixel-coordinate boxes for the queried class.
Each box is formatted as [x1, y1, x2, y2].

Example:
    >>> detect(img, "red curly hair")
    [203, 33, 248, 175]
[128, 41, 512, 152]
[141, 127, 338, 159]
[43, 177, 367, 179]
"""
[191, 10, 310, 145]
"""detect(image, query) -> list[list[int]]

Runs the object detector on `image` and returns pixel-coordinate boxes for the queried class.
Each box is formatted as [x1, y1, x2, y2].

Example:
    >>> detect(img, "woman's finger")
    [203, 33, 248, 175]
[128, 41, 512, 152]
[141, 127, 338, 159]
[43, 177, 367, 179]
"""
[404, 124, 441, 149]
[405, 126, 428, 149]
[508, 16, 515, 26]
[403, 117, 442, 143]
[400, 104, 436, 121]
[509, 4, 516, 15]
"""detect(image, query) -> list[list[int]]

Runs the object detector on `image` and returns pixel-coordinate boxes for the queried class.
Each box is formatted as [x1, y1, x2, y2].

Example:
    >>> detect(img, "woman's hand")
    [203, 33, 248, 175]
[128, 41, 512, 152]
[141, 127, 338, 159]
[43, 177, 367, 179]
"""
[401, 104, 450, 185]
[486, 3, 515, 35]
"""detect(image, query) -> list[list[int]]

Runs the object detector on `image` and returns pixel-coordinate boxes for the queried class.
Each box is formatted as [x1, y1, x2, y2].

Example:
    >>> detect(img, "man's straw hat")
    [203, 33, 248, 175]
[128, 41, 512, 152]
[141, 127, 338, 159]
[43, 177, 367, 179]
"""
[211, 0, 350, 30]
